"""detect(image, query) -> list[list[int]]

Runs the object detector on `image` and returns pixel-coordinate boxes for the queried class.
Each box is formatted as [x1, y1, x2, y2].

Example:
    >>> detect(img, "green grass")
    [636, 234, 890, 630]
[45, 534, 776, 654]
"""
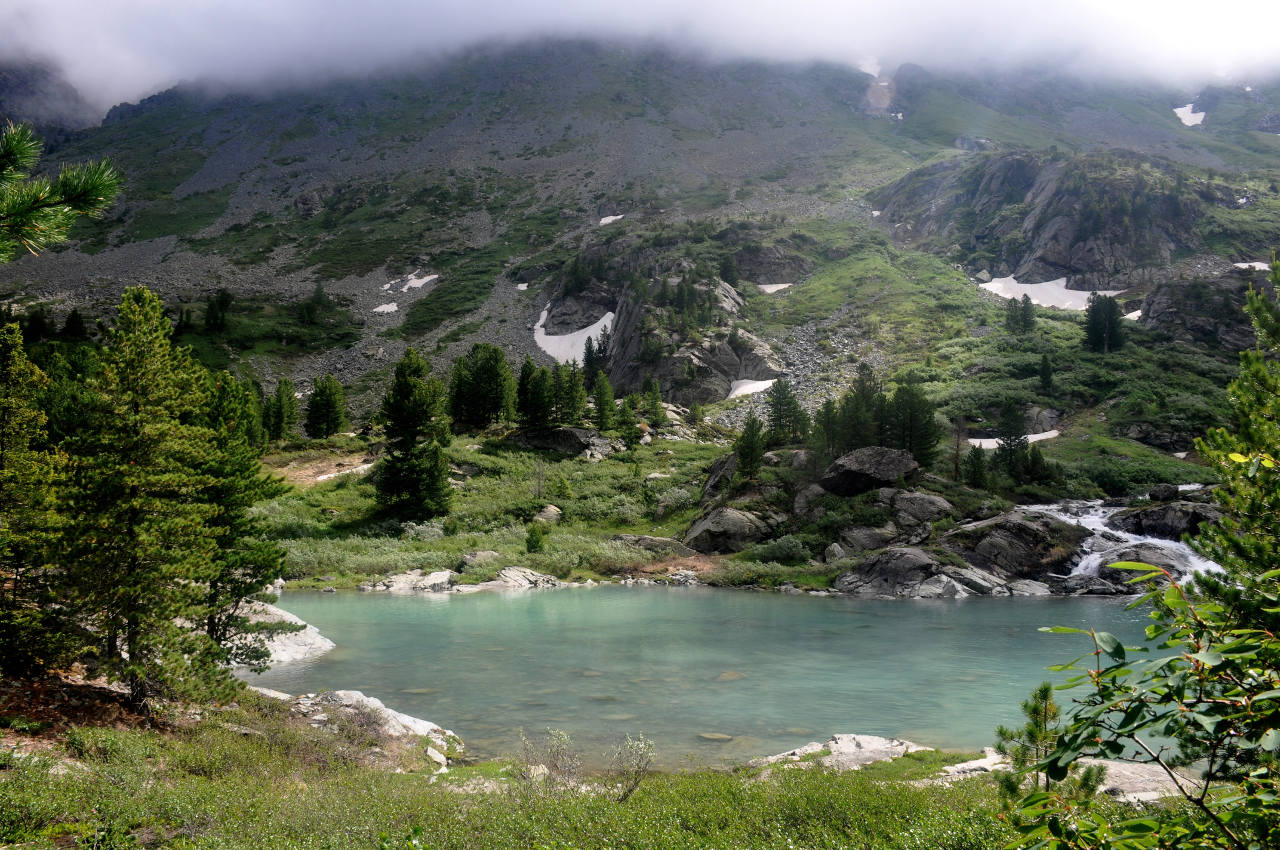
[174, 292, 362, 370]
[0, 694, 1018, 850]
[121, 186, 235, 242]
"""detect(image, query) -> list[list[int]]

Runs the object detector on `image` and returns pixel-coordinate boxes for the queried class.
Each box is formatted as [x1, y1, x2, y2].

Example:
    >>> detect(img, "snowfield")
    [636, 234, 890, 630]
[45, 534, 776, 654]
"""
[980, 276, 1122, 311]
[533, 305, 614, 364]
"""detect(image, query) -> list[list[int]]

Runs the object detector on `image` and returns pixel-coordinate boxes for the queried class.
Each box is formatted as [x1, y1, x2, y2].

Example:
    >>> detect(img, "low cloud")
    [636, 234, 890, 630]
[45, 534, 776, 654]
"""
[9, 1, 1280, 111]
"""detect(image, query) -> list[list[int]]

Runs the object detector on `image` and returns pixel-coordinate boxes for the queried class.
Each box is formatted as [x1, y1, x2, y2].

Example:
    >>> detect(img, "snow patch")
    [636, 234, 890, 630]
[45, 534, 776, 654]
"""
[1124, 310, 1142, 321]
[381, 283, 391, 291]
[967, 430, 1060, 450]
[533, 304, 614, 364]
[757, 283, 792, 294]
[599, 214, 625, 226]
[1234, 261, 1272, 271]
[400, 272, 439, 292]
[517, 283, 528, 291]
[1173, 103, 1204, 126]
[373, 303, 398, 313]
[727, 379, 777, 399]
[980, 276, 1122, 311]
[871, 210, 881, 217]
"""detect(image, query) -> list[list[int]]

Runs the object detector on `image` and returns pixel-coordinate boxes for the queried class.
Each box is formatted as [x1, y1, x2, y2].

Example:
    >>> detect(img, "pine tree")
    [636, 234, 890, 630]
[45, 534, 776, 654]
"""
[59, 288, 224, 710]
[962, 446, 988, 489]
[994, 682, 1105, 804]
[1005, 297, 1023, 334]
[1084, 293, 1124, 353]
[735, 412, 766, 481]
[449, 343, 515, 431]
[884, 380, 942, 466]
[1020, 294, 1036, 333]
[0, 323, 67, 674]
[516, 355, 537, 423]
[304, 373, 347, 438]
[562, 362, 588, 425]
[995, 402, 1029, 481]
[1194, 271, 1280, 630]
[199, 372, 288, 671]
[0, 123, 121, 263]
[642, 377, 668, 427]
[266, 378, 298, 441]
[375, 349, 452, 518]
[592, 371, 614, 431]
[1039, 353, 1053, 394]
[764, 378, 808, 446]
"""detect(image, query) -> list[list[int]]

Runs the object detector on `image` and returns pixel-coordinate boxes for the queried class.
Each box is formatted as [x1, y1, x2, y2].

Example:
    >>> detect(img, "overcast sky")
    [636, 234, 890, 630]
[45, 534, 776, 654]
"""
[8, 0, 1280, 110]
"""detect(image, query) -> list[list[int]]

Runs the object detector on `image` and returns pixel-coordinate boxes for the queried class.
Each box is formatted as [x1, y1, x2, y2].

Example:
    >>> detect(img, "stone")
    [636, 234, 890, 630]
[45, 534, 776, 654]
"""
[1095, 543, 1195, 583]
[362, 569, 458, 594]
[892, 492, 954, 526]
[819, 447, 919, 496]
[510, 427, 623, 459]
[792, 483, 828, 521]
[762, 451, 783, 466]
[1148, 483, 1180, 502]
[975, 269, 992, 283]
[699, 732, 734, 741]
[495, 566, 560, 589]
[308, 690, 462, 762]
[913, 575, 969, 598]
[838, 524, 896, 554]
[701, 453, 738, 504]
[683, 507, 770, 554]
[944, 510, 1089, 579]
[460, 550, 501, 570]
[1007, 579, 1053, 596]
[668, 570, 700, 586]
[612, 534, 696, 558]
[753, 734, 930, 771]
[1106, 501, 1220, 541]
[833, 547, 940, 597]
[533, 504, 563, 525]
[790, 449, 815, 470]
[823, 542, 847, 562]
[242, 602, 336, 666]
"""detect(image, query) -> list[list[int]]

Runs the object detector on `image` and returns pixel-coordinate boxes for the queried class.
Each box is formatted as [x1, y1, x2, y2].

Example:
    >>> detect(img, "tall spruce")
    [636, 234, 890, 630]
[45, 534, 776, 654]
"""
[375, 349, 452, 518]
[884, 380, 942, 466]
[764, 378, 808, 446]
[592, 371, 614, 431]
[59, 288, 225, 709]
[448, 343, 515, 431]
[1084, 292, 1125, 353]
[304, 373, 347, 438]
[199, 372, 289, 670]
[265, 378, 298, 441]
[735, 412, 766, 481]
[0, 323, 65, 674]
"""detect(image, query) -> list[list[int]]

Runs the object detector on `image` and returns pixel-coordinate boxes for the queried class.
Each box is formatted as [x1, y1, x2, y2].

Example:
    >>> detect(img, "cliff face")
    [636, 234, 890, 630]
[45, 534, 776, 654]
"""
[870, 151, 1230, 290]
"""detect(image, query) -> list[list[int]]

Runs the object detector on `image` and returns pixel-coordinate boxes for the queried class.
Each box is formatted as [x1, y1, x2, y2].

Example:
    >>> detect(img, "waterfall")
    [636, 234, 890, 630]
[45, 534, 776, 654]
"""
[1028, 487, 1219, 582]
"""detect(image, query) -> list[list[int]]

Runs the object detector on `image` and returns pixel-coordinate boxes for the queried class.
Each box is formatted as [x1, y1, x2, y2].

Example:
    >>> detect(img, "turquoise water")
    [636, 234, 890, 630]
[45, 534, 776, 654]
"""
[249, 586, 1149, 767]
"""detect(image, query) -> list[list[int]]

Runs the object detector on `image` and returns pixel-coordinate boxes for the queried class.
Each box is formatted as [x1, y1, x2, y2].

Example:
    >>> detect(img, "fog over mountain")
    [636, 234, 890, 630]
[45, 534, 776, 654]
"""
[8, 0, 1280, 113]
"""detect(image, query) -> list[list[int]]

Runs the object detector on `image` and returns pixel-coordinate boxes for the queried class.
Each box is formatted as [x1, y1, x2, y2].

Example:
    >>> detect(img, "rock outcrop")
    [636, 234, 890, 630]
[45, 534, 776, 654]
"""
[752, 734, 931, 771]
[454, 566, 562, 593]
[510, 427, 622, 460]
[819, 447, 919, 496]
[1106, 501, 1220, 541]
[944, 510, 1088, 579]
[246, 602, 336, 666]
[684, 507, 771, 553]
[359, 569, 457, 593]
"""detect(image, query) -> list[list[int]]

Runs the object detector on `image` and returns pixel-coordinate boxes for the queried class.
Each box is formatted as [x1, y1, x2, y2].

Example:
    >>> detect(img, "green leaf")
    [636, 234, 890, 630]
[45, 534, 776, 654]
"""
[1096, 631, 1125, 661]
[1040, 626, 1089, 634]
[1106, 561, 1162, 572]
[1260, 728, 1280, 750]
[1189, 650, 1223, 667]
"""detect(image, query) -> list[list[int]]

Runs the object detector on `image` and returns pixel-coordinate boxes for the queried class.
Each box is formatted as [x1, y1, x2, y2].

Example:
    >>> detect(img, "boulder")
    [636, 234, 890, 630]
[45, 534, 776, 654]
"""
[297, 689, 463, 768]
[459, 550, 502, 572]
[833, 547, 943, 597]
[819, 447, 919, 496]
[792, 483, 828, 521]
[1094, 543, 1196, 584]
[495, 566, 560, 589]
[684, 507, 770, 553]
[1007, 579, 1053, 596]
[1106, 501, 1220, 541]
[701, 453, 738, 504]
[790, 450, 815, 470]
[511, 427, 622, 459]
[838, 523, 897, 554]
[612, 534, 697, 558]
[944, 510, 1089, 580]
[244, 602, 336, 666]
[892, 492, 954, 526]
[361, 569, 458, 594]
[753, 734, 931, 771]
[823, 542, 847, 562]
[1148, 483, 1180, 502]
[533, 504, 563, 525]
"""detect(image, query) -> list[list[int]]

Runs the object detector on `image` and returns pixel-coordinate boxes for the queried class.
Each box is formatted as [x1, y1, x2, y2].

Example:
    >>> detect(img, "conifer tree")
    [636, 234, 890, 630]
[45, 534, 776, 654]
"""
[0, 123, 121, 263]
[1084, 293, 1125, 353]
[764, 378, 807, 446]
[199, 372, 288, 670]
[516, 355, 537, 422]
[735, 412, 766, 481]
[642, 376, 668, 427]
[0, 323, 66, 674]
[304, 373, 347, 438]
[561, 362, 588, 425]
[448, 343, 515, 431]
[265, 378, 298, 441]
[995, 402, 1029, 478]
[592, 371, 614, 431]
[1020, 294, 1036, 332]
[884, 380, 941, 466]
[1039, 353, 1053, 394]
[375, 349, 452, 518]
[59, 288, 224, 709]
[521, 367, 555, 430]
[963, 445, 988, 489]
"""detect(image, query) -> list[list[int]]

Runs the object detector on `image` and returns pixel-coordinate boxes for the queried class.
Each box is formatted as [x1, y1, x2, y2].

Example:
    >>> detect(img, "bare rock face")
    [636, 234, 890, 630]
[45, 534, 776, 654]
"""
[752, 734, 931, 771]
[819, 447, 919, 497]
[1106, 501, 1221, 541]
[684, 507, 771, 553]
[701, 453, 738, 505]
[833, 548, 959, 598]
[360, 569, 458, 593]
[944, 510, 1088, 580]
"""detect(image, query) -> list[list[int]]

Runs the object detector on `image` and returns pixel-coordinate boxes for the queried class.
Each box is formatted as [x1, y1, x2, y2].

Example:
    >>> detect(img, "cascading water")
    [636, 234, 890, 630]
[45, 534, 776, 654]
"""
[1029, 486, 1219, 582]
